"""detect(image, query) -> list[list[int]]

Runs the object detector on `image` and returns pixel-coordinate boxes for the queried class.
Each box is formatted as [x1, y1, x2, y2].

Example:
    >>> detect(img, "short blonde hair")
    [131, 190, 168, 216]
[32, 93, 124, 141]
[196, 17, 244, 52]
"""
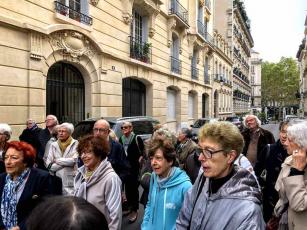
[199, 121, 244, 156]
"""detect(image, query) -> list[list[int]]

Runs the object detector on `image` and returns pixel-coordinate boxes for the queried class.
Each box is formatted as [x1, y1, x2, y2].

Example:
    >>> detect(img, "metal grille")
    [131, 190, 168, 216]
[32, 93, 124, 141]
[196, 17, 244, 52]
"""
[122, 78, 146, 117]
[47, 62, 85, 125]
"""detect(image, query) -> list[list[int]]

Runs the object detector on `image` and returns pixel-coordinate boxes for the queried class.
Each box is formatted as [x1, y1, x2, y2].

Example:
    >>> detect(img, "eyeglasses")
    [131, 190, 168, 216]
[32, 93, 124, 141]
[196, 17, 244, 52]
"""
[93, 128, 109, 133]
[195, 147, 224, 159]
[81, 150, 93, 156]
[121, 126, 131, 130]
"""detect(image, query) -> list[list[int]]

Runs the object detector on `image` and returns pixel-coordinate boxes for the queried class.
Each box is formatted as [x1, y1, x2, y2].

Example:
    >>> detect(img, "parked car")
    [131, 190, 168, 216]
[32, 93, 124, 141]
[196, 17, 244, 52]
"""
[190, 118, 219, 136]
[72, 116, 160, 141]
[284, 115, 299, 122]
[225, 116, 243, 131]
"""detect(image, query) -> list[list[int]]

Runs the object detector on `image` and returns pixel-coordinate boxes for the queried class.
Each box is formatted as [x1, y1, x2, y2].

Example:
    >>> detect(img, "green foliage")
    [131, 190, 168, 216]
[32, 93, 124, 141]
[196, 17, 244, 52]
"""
[261, 57, 300, 107]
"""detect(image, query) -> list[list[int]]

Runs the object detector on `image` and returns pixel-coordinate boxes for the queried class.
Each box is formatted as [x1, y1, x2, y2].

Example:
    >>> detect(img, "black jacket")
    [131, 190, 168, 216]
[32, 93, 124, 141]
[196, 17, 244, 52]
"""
[241, 127, 275, 178]
[19, 127, 42, 153]
[0, 168, 51, 230]
[262, 139, 288, 221]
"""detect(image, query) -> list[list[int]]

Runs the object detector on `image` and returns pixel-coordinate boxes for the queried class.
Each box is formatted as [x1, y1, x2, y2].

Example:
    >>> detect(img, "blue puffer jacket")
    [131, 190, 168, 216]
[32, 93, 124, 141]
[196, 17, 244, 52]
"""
[176, 166, 265, 230]
[141, 167, 192, 230]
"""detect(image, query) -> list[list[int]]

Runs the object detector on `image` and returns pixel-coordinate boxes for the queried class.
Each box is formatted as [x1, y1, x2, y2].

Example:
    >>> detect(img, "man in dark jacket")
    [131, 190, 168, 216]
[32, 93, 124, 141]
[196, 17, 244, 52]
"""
[262, 121, 289, 222]
[241, 115, 275, 180]
[119, 121, 144, 223]
[93, 119, 130, 183]
[19, 119, 42, 153]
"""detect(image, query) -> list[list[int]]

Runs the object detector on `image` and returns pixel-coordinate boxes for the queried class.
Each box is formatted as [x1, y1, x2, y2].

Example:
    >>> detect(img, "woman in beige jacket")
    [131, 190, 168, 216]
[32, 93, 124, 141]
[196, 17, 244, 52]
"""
[274, 120, 307, 230]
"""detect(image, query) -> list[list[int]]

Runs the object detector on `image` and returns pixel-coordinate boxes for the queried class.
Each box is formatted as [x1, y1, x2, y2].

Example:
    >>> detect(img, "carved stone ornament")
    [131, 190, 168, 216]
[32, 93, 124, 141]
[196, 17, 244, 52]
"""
[91, 0, 99, 6]
[199, 0, 205, 7]
[30, 32, 43, 60]
[123, 12, 133, 24]
[49, 30, 95, 60]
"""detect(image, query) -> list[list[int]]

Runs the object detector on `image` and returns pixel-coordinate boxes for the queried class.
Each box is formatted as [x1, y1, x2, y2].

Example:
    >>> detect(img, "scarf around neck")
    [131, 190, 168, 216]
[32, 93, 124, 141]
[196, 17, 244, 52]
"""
[1, 168, 30, 229]
[58, 136, 73, 155]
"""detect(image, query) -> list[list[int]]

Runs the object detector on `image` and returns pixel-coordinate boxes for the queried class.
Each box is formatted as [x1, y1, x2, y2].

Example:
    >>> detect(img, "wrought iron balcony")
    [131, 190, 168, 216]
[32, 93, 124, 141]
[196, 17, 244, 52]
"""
[170, 56, 182, 74]
[169, 0, 189, 25]
[205, 32, 214, 46]
[129, 37, 152, 64]
[197, 20, 207, 38]
[204, 73, 210, 84]
[191, 66, 199, 80]
[54, 1, 93, 26]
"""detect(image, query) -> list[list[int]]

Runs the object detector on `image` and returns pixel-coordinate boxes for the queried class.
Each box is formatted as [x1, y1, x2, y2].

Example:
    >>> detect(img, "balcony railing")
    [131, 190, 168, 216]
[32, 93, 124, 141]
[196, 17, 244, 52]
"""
[129, 37, 152, 64]
[54, 1, 93, 26]
[204, 73, 210, 84]
[205, 32, 214, 46]
[197, 20, 207, 38]
[169, 0, 189, 24]
[191, 66, 199, 80]
[170, 56, 182, 74]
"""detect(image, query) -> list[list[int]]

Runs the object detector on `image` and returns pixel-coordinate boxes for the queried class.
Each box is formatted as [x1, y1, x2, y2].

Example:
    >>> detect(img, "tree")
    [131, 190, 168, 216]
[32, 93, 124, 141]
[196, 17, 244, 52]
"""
[261, 57, 300, 111]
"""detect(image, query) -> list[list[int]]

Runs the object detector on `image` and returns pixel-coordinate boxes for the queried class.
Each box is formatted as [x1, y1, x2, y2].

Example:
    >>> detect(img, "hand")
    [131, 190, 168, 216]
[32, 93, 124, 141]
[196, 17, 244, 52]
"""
[292, 149, 307, 171]
[11, 226, 20, 230]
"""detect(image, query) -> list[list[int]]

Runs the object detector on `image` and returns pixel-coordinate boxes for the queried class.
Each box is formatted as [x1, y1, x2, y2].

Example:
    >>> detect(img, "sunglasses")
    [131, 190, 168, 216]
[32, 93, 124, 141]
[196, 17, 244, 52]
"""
[121, 126, 131, 130]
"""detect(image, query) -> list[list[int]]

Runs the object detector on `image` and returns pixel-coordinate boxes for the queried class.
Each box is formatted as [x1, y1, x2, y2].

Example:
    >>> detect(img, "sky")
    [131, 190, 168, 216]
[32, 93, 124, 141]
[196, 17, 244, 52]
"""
[243, 0, 307, 63]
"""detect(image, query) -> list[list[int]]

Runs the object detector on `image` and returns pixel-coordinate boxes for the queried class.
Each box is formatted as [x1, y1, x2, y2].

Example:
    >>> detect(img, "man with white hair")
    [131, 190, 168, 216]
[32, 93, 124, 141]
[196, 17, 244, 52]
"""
[241, 114, 275, 182]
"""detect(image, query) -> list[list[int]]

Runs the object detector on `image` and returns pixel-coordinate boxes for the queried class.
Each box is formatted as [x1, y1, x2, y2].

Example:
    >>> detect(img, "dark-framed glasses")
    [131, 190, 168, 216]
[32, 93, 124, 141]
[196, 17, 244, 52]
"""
[195, 147, 224, 159]
[93, 128, 109, 133]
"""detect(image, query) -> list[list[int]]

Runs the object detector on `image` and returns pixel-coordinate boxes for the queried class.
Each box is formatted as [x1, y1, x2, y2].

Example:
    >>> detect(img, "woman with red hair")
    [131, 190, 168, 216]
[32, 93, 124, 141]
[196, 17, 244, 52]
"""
[0, 141, 51, 230]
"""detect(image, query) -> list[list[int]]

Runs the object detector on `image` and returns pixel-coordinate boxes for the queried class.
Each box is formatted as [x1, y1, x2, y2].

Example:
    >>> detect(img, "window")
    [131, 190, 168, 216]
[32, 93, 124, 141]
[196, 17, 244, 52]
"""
[171, 34, 181, 74]
[204, 57, 209, 83]
[167, 89, 176, 119]
[188, 93, 196, 119]
[131, 10, 148, 44]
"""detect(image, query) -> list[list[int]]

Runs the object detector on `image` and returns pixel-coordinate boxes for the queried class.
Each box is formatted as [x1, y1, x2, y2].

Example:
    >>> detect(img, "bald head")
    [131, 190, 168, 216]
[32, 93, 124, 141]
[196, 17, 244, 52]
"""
[93, 119, 110, 138]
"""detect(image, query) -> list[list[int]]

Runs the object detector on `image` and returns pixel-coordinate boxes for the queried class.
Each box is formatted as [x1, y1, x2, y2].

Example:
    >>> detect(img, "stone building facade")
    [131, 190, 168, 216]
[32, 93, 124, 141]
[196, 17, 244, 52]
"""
[250, 50, 262, 114]
[297, 15, 307, 117]
[0, 0, 218, 138]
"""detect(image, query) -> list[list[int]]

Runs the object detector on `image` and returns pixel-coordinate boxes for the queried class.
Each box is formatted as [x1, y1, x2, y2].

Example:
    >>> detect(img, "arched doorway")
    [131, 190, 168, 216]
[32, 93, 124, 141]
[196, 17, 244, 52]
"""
[122, 78, 146, 116]
[202, 93, 209, 118]
[47, 62, 85, 124]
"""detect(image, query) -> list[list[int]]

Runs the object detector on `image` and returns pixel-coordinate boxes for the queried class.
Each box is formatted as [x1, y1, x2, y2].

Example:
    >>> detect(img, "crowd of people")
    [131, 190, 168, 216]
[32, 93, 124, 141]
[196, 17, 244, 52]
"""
[0, 114, 306, 230]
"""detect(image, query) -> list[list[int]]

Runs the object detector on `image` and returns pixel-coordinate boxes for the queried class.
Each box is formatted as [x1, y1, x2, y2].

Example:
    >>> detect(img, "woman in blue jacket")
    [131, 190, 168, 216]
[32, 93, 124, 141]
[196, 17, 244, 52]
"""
[141, 138, 192, 230]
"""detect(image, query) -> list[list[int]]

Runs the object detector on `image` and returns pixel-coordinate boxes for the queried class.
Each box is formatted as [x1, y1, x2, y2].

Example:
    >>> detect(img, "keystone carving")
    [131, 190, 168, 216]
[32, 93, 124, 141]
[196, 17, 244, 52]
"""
[91, 0, 100, 6]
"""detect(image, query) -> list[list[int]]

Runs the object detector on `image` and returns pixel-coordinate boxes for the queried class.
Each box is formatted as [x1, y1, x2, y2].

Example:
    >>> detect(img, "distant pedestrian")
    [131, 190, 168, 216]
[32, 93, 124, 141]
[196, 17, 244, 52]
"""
[74, 135, 122, 230]
[176, 121, 265, 230]
[176, 128, 197, 169]
[119, 122, 144, 223]
[19, 119, 42, 153]
[37, 115, 58, 170]
[0, 123, 12, 174]
[142, 138, 191, 230]
[26, 196, 109, 230]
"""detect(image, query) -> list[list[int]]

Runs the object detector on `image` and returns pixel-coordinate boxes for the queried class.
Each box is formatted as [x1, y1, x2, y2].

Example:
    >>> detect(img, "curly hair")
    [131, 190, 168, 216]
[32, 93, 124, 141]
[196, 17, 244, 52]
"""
[77, 135, 110, 160]
[6, 141, 36, 167]
[147, 138, 177, 166]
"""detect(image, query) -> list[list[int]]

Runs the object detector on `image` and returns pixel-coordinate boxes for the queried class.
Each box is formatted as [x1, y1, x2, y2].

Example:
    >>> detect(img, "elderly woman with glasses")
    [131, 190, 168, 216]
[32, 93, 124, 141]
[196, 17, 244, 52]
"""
[0, 141, 50, 230]
[272, 120, 307, 230]
[45, 122, 78, 195]
[177, 121, 264, 230]
[74, 135, 122, 230]
[0, 123, 12, 174]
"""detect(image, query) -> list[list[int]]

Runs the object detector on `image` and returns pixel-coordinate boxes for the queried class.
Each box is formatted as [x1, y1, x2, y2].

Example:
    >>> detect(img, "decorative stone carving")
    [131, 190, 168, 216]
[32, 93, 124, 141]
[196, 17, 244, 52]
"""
[30, 33, 43, 60]
[49, 30, 95, 61]
[91, 0, 99, 6]
[199, 0, 205, 7]
[122, 12, 133, 24]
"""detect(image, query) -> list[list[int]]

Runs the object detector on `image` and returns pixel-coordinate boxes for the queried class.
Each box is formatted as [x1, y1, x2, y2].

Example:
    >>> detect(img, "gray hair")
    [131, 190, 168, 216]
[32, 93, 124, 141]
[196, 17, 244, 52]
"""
[0, 123, 12, 140]
[58, 122, 74, 134]
[287, 120, 307, 148]
[243, 115, 261, 128]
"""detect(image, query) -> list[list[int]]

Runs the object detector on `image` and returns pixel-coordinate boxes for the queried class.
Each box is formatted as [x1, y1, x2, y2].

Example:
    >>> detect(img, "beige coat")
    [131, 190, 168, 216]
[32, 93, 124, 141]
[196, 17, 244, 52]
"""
[274, 155, 307, 230]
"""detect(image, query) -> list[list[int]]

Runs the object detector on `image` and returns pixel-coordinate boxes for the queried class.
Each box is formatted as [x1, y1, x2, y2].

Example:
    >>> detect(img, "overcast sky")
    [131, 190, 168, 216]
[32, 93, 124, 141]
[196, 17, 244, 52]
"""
[243, 0, 307, 63]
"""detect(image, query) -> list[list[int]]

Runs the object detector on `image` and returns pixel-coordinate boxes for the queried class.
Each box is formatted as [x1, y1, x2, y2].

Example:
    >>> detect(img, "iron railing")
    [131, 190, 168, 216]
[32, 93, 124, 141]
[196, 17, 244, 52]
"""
[191, 66, 199, 80]
[205, 32, 214, 46]
[169, 0, 189, 24]
[129, 37, 152, 64]
[54, 1, 93, 26]
[170, 56, 182, 74]
[197, 20, 207, 38]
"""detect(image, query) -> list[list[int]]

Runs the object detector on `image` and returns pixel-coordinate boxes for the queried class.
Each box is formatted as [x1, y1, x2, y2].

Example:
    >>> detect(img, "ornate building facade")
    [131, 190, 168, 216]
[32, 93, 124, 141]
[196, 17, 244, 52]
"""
[0, 0, 219, 137]
[250, 50, 262, 114]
